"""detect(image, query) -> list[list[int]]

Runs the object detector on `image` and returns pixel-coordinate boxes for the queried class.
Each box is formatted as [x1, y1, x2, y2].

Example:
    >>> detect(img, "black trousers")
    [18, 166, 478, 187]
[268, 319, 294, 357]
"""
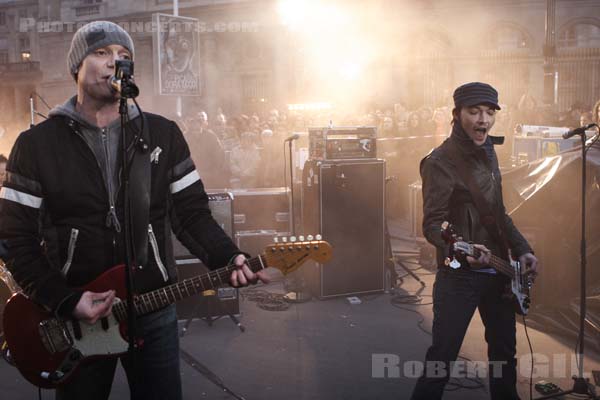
[410, 268, 520, 400]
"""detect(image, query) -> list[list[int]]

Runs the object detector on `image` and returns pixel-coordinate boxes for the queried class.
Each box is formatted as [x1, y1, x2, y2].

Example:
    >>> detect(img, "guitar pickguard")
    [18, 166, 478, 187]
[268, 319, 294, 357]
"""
[65, 298, 128, 358]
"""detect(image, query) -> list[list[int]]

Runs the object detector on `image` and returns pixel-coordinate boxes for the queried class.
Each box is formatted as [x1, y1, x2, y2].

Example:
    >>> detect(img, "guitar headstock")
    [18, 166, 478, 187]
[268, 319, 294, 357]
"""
[441, 221, 461, 245]
[440, 221, 469, 268]
[262, 234, 333, 276]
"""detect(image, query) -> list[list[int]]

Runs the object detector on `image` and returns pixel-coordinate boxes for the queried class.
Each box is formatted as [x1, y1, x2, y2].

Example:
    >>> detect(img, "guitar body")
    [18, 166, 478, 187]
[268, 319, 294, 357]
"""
[2, 239, 333, 389]
[2, 264, 129, 388]
[505, 258, 530, 315]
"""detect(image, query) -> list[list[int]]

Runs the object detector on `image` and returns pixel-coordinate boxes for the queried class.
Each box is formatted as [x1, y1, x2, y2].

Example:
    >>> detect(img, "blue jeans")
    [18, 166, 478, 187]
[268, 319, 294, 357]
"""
[56, 304, 182, 400]
[410, 268, 520, 400]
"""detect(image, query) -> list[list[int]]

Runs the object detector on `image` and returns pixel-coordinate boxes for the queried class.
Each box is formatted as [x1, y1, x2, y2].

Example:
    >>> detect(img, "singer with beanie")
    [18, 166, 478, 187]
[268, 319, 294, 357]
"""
[410, 82, 539, 400]
[0, 20, 268, 400]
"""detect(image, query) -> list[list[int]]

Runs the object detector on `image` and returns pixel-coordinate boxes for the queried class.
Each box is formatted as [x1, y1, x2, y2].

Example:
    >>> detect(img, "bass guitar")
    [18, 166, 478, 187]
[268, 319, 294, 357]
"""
[441, 222, 532, 315]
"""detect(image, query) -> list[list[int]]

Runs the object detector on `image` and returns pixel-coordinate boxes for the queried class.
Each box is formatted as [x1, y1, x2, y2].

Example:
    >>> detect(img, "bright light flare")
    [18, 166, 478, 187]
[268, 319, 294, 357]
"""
[339, 61, 362, 81]
[278, 0, 309, 29]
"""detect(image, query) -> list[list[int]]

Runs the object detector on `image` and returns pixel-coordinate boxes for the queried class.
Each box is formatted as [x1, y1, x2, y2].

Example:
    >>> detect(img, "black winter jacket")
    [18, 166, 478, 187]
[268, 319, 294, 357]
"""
[420, 125, 532, 268]
[0, 112, 241, 314]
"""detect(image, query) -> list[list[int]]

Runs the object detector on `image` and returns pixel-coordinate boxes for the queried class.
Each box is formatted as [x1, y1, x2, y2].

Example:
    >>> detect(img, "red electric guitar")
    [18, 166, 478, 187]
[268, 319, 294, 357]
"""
[2, 237, 332, 388]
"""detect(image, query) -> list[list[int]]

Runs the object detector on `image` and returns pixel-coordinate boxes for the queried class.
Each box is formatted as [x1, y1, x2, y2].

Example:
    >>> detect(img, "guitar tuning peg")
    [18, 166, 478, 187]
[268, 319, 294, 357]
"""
[274, 237, 279, 243]
[290, 236, 297, 242]
[299, 235, 305, 241]
[307, 235, 314, 241]
[315, 234, 322, 241]
[282, 237, 288, 243]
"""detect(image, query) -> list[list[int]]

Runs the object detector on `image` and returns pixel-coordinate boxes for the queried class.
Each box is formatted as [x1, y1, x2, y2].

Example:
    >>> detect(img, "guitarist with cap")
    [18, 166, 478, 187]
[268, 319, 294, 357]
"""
[0, 21, 269, 400]
[410, 82, 538, 400]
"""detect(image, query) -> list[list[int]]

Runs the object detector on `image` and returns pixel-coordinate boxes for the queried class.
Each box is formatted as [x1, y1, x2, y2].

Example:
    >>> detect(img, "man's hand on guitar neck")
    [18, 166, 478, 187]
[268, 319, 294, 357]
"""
[229, 254, 270, 287]
[466, 244, 492, 267]
[73, 290, 116, 324]
[519, 252, 539, 282]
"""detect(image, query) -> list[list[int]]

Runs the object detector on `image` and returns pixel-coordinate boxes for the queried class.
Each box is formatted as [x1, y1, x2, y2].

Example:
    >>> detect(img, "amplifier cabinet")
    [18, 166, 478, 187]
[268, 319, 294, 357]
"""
[175, 259, 240, 320]
[302, 158, 386, 298]
[171, 191, 234, 260]
[231, 187, 291, 232]
[235, 229, 290, 259]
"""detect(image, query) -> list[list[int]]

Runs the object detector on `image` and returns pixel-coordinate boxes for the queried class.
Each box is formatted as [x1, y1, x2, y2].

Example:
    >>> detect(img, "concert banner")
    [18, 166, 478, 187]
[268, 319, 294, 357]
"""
[152, 13, 201, 96]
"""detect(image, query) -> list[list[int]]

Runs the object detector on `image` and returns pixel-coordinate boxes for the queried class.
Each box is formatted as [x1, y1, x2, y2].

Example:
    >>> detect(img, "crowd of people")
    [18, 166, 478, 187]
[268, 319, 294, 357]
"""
[176, 94, 600, 190]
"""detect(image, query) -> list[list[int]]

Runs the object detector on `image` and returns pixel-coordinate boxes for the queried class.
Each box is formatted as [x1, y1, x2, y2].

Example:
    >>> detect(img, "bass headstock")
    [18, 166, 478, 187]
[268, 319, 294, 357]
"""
[441, 221, 462, 245]
[440, 221, 466, 269]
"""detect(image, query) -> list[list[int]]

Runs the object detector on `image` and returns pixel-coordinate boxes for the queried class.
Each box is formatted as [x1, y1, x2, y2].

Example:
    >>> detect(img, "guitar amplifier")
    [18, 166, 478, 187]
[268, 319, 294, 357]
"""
[171, 191, 234, 260]
[235, 229, 290, 258]
[231, 187, 290, 232]
[175, 260, 239, 320]
[309, 126, 377, 160]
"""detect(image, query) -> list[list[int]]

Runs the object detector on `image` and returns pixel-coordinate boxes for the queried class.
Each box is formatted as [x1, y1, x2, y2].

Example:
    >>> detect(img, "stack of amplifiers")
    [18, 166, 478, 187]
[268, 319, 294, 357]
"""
[231, 187, 291, 257]
[302, 158, 386, 298]
[309, 126, 377, 160]
[171, 192, 239, 319]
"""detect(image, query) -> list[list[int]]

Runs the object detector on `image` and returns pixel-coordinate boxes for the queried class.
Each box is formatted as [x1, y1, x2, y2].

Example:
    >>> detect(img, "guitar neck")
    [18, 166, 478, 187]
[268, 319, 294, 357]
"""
[472, 248, 515, 279]
[112, 254, 267, 321]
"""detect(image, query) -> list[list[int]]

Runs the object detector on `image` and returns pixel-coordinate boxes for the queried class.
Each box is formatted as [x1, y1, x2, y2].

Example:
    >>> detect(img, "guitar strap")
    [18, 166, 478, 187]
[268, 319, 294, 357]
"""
[126, 112, 151, 270]
[446, 139, 511, 260]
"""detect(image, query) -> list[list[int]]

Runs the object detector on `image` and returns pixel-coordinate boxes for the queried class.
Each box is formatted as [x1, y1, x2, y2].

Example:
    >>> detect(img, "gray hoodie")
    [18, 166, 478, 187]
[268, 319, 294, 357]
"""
[48, 96, 140, 232]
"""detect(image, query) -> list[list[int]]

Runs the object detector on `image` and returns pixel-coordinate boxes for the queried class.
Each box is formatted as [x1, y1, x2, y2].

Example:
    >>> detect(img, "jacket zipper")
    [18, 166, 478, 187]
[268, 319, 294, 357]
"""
[148, 224, 168, 282]
[102, 129, 121, 233]
[62, 228, 80, 276]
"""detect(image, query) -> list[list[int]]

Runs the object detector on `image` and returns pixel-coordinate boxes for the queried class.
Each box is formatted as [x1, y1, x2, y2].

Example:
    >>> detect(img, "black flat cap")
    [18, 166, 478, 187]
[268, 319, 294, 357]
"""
[453, 82, 501, 110]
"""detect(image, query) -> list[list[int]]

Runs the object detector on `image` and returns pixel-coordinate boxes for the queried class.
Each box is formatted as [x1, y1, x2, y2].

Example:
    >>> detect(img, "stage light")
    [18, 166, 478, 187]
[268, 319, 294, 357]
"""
[278, 0, 308, 29]
[339, 61, 362, 81]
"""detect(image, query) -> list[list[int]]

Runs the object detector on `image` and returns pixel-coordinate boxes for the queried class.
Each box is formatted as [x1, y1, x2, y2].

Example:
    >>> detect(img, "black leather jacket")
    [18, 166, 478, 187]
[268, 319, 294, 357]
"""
[0, 112, 240, 315]
[420, 124, 532, 268]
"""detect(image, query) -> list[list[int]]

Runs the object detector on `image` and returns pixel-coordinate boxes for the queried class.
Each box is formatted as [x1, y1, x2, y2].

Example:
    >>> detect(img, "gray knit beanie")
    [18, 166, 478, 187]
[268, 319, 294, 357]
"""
[67, 21, 135, 78]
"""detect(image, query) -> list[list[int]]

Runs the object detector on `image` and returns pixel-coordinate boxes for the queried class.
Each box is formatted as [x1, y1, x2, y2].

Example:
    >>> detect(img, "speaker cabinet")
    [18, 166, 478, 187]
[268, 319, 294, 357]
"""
[302, 159, 385, 298]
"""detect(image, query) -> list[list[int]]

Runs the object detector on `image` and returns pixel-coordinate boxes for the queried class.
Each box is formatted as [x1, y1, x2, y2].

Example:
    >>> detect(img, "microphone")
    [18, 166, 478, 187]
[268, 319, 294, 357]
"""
[562, 123, 597, 139]
[111, 59, 139, 99]
[110, 76, 139, 99]
[284, 133, 300, 142]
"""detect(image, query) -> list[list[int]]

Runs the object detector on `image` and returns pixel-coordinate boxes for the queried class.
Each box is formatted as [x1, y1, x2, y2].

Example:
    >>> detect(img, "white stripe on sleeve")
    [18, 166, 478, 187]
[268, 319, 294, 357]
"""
[170, 170, 200, 194]
[0, 187, 43, 209]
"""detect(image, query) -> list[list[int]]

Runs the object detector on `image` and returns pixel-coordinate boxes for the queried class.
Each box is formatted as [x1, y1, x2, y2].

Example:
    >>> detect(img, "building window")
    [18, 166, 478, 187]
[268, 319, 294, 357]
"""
[0, 51, 7, 64]
[0, 12, 5, 26]
[494, 26, 529, 50]
[75, 5, 100, 16]
[19, 36, 30, 51]
[18, 8, 27, 18]
[558, 23, 600, 48]
[242, 74, 268, 100]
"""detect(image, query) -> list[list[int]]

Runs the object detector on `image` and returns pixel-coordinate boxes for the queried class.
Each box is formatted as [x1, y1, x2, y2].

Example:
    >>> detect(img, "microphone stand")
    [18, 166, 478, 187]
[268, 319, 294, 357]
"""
[536, 124, 599, 400]
[118, 79, 140, 398]
[288, 137, 295, 236]
[29, 96, 34, 128]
